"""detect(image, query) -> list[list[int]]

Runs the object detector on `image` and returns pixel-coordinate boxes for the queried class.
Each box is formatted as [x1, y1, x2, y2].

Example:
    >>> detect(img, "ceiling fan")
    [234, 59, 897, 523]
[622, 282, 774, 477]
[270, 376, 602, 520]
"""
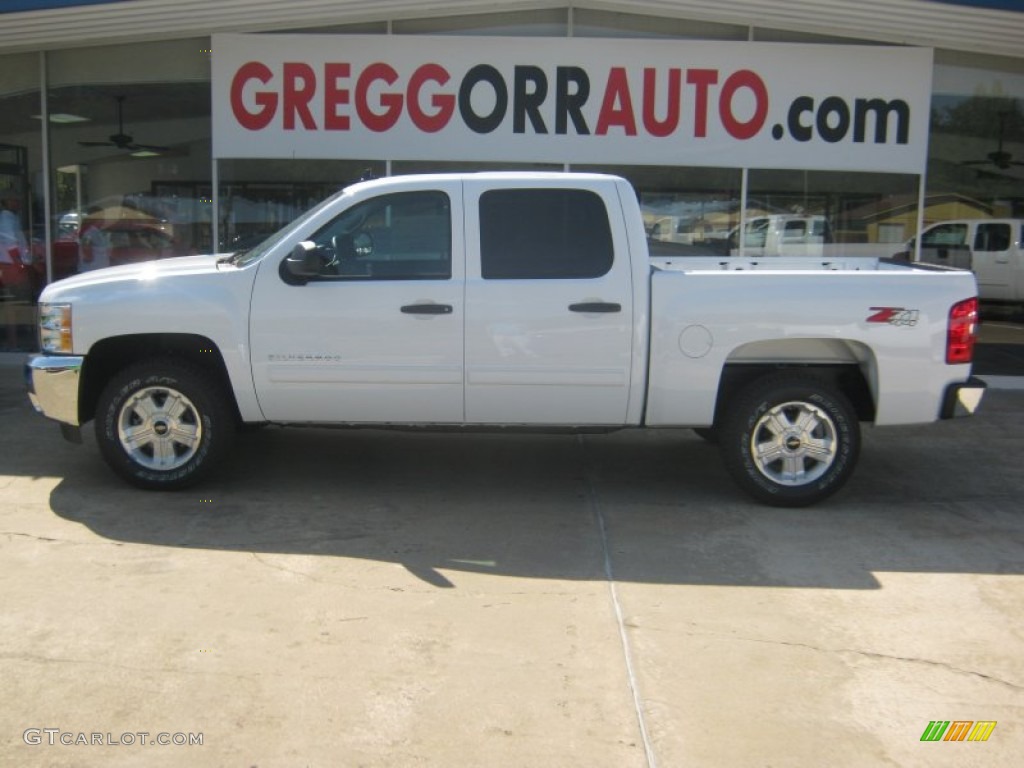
[962, 111, 1023, 170]
[79, 95, 169, 153]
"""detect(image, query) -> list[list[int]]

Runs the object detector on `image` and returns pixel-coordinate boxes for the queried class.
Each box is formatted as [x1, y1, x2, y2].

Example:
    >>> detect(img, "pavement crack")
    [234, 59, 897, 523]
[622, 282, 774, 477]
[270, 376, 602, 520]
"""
[840, 647, 1024, 691]
[2, 531, 126, 547]
[0, 530, 91, 545]
[711, 632, 1024, 691]
[2, 531, 62, 543]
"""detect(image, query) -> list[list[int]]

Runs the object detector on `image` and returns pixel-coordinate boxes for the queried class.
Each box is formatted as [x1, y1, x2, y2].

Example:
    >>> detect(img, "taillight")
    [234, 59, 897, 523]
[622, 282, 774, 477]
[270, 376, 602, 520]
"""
[946, 297, 978, 365]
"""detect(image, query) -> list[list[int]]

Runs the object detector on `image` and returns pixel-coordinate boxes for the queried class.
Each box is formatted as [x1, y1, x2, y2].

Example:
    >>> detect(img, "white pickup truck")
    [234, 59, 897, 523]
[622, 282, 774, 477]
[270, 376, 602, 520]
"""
[906, 218, 1024, 308]
[26, 173, 985, 506]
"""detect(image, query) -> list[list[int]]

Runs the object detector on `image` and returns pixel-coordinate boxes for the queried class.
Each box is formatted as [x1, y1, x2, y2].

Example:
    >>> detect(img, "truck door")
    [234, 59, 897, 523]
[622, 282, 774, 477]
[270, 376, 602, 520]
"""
[249, 182, 465, 423]
[972, 222, 1014, 301]
[463, 182, 634, 425]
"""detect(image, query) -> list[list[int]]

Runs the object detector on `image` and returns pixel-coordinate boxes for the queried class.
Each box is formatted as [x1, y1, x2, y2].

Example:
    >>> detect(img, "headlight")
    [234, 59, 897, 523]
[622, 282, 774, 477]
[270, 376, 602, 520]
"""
[39, 303, 73, 353]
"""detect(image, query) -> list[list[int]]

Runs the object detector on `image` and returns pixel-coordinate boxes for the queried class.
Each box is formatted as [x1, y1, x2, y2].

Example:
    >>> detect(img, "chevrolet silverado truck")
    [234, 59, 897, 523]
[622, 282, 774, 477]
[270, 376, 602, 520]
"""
[26, 173, 986, 506]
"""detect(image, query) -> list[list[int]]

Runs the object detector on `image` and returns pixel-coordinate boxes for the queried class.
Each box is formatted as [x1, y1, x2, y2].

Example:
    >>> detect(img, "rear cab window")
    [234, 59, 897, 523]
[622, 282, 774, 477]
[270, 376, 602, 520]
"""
[974, 223, 1011, 252]
[479, 188, 613, 279]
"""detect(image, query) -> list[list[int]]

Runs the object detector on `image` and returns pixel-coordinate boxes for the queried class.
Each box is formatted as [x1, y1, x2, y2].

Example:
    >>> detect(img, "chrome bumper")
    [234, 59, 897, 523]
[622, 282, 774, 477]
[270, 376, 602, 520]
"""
[941, 376, 987, 419]
[25, 355, 84, 427]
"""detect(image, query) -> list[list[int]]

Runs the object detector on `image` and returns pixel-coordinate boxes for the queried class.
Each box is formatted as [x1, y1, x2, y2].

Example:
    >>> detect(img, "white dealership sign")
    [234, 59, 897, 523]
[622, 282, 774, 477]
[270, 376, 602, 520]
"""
[212, 33, 932, 173]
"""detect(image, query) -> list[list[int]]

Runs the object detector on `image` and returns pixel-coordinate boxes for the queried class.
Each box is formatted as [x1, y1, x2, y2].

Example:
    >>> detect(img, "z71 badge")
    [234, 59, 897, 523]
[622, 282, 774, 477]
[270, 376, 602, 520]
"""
[866, 307, 920, 326]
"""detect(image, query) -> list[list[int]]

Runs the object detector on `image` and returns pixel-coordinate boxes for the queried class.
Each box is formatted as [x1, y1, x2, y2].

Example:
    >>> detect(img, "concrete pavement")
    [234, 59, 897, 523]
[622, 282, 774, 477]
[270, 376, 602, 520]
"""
[1, 355, 1022, 767]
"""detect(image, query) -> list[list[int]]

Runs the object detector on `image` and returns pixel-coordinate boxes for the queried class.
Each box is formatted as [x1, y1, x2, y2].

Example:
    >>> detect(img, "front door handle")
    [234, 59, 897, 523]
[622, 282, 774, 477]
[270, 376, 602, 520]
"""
[401, 303, 453, 315]
[569, 302, 621, 313]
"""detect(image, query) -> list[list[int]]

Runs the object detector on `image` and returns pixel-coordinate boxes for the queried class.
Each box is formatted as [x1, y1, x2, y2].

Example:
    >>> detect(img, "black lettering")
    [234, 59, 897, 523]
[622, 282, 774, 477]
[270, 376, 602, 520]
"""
[787, 96, 814, 142]
[459, 65, 508, 134]
[556, 66, 591, 135]
[816, 96, 849, 143]
[514, 65, 548, 134]
[854, 98, 910, 144]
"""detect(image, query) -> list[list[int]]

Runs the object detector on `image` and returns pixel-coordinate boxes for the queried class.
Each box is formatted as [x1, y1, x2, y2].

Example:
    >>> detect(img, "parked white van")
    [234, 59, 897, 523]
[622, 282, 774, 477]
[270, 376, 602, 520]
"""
[909, 219, 1024, 306]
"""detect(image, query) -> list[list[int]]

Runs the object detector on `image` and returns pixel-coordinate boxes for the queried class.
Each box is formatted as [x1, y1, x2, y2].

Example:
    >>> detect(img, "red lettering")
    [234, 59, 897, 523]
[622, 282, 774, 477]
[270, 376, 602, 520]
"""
[719, 70, 768, 140]
[686, 69, 718, 138]
[642, 68, 680, 138]
[407, 63, 455, 133]
[356, 63, 403, 133]
[866, 307, 900, 324]
[230, 62, 277, 131]
[596, 68, 637, 136]
[324, 62, 351, 131]
[282, 62, 317, 130]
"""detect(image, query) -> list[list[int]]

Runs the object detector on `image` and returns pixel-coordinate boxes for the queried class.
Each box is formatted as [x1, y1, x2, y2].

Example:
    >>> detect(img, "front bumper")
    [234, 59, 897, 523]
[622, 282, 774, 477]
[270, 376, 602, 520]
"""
[941, 376, 987, 419]
[25, 355, 84, 427]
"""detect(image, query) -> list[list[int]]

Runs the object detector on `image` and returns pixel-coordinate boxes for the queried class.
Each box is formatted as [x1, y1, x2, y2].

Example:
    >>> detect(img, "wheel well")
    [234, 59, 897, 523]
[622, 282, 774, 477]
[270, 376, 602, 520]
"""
[79, 334, 239, 425]
[712, 363, 876, 426]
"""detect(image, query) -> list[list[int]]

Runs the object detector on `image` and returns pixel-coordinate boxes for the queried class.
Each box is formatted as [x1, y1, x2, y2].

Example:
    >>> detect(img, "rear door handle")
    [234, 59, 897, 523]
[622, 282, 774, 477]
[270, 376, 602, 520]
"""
[401, 303, 453, 315]
[569, 302, 621, 313]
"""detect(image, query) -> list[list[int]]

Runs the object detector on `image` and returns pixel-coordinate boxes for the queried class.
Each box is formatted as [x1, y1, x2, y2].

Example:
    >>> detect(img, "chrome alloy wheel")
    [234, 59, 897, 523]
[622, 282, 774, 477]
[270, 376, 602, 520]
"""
[749, 400, 838, 486]
[116, 385, 203, 471]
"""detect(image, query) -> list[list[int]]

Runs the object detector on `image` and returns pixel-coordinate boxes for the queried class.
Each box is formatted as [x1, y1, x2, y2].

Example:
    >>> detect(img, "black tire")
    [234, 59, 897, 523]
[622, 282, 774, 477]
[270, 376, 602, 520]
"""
[719, 373, 860, 507]
[95, 359, 235, 490]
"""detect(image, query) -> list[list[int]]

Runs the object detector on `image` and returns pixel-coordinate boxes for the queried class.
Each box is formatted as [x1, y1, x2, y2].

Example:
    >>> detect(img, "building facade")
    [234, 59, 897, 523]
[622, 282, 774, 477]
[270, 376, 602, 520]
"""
[1, 0, 1022, 349]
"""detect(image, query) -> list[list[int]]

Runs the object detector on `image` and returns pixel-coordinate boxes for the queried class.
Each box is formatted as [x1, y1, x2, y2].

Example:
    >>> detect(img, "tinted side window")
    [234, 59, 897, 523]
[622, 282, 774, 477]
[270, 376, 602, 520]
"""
[975, 223, 1011, 252]
[480, 189, 613, 279]
[783, 220, 807, 239]
[308, 191, 451, 280]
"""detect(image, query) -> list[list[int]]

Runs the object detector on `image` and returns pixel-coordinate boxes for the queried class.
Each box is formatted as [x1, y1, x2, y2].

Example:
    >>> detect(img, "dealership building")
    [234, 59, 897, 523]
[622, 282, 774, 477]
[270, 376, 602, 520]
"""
[1, 0, 1022, 348]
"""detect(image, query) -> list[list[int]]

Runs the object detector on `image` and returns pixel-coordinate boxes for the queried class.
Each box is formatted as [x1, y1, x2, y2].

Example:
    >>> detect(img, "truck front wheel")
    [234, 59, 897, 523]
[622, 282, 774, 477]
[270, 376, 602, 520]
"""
[720, 373, 860, 507]
[95, 360, 234, 490]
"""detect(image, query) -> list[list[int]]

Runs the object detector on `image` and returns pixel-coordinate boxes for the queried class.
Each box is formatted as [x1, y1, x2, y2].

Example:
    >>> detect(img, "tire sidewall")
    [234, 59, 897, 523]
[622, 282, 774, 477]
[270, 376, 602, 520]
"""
[96, 362, 229, 490]
[723, 377, 859, 507]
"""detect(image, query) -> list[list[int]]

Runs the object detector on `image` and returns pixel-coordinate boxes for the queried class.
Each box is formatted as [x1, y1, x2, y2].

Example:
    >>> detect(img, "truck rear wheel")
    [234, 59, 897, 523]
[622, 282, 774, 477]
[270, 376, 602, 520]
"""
[720, 373, 859, 507]
[95, 359, 234, 490]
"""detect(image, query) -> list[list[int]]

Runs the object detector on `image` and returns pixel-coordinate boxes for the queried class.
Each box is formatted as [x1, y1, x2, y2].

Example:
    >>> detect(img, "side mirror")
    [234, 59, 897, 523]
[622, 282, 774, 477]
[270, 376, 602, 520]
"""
[281, 241, 321, 285]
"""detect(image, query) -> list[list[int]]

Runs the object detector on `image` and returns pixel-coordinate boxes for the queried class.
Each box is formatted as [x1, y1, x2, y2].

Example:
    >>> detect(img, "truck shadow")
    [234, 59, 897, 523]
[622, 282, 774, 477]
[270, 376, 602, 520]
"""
[39, 391, 1024, 590]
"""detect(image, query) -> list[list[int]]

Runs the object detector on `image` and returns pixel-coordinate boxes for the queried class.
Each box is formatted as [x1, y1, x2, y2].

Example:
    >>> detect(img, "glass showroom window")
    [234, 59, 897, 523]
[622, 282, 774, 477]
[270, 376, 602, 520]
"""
[744, 169, 919, 258]
[0, 52, 41, 350]
[46, 38, 213, 276]
[217, 159, 386, 252]
[929, 50, 1024, 225]
[575, 164, 742, 257]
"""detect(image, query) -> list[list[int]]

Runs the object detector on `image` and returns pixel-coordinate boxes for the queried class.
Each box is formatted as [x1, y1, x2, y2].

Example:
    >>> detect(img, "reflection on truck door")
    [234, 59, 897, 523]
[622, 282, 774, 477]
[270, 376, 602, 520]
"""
[973, 222, 1014, 301]
[920, 222, 971, 269]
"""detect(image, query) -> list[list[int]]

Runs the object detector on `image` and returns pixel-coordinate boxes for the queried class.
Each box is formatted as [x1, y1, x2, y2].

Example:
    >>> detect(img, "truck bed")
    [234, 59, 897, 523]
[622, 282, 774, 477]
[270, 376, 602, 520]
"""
[649, 255, 930, 273]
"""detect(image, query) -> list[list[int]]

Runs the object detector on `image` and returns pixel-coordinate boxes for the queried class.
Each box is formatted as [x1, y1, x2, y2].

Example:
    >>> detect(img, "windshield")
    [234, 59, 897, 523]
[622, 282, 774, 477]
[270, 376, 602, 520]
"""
[223, 187, 353, 268]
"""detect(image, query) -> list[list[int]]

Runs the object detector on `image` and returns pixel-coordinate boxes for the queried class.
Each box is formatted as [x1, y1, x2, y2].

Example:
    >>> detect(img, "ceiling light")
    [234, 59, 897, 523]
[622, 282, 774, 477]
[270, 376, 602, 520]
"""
[31, 113, 90, 124]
